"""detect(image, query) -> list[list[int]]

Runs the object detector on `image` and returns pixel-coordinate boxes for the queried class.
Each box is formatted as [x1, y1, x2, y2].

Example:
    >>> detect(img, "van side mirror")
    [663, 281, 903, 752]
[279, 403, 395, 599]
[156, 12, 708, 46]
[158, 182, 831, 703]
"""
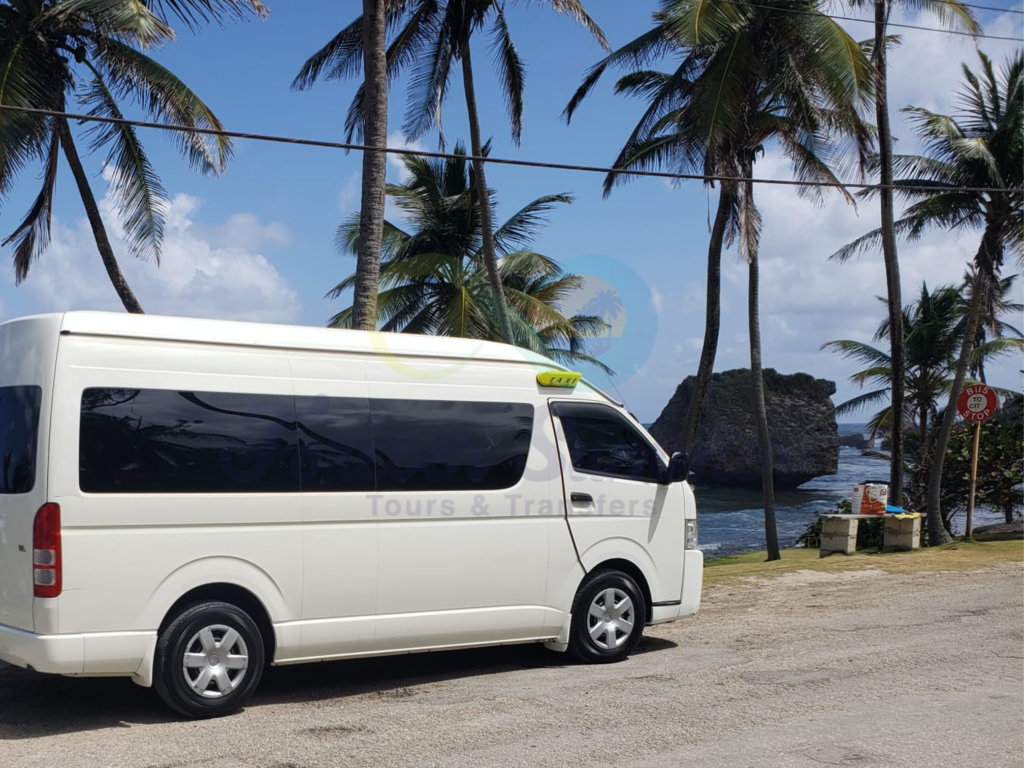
[662, 452, 690, 484]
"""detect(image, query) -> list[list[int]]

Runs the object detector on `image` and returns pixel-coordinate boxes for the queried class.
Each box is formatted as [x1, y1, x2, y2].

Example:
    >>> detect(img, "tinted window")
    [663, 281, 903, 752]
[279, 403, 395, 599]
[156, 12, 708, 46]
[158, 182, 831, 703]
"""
[554, 402, 662, 482]
[80, 389, 299, 493]
[295, 396, 375, 492]
[0, 386, 42, 494]
[372, 399, 534, 491]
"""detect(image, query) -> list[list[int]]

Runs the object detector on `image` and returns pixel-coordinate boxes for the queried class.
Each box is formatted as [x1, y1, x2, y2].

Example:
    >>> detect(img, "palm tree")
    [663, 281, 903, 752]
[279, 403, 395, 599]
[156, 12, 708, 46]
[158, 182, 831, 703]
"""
[325, 143, 609, 371]
[825, 281, 1020, 440]
[824, 279, 1021, 516]
[351, 0, 389, 331]
[565, 0, 874, 560]
[960, 271, 1023, 383]
[832, 50, 1023, 545]
[0, 0, 266, 313]
[295, 0, 609, 345]
[846, 0, 979, 508]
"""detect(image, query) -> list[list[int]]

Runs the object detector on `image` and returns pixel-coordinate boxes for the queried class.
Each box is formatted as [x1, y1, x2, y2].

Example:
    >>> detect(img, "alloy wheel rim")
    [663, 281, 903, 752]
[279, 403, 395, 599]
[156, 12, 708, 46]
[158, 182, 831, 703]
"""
[587, 587, 634, 650]
[182, 624, 249, 699]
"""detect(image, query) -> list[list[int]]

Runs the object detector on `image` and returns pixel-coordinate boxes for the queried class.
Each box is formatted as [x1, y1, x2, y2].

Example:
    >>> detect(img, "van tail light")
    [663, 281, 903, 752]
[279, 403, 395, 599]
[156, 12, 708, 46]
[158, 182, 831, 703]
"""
[33, 503, 62, 598]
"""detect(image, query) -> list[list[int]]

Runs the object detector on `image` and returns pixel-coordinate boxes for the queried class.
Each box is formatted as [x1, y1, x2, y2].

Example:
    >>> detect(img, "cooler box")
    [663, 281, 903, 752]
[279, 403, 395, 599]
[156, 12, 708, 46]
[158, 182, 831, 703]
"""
[852, 483, 888, 515]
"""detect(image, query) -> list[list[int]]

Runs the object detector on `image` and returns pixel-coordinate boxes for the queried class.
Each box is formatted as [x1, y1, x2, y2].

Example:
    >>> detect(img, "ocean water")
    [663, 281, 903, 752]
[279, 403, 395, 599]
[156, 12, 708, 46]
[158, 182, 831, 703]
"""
[690, 423, 1006, 558]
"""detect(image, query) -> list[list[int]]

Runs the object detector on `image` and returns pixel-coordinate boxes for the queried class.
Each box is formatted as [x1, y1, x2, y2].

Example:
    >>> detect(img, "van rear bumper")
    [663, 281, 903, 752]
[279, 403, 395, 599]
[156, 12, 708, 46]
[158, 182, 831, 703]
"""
[0, 623, 154, 681]
[0, 623, 84, 674]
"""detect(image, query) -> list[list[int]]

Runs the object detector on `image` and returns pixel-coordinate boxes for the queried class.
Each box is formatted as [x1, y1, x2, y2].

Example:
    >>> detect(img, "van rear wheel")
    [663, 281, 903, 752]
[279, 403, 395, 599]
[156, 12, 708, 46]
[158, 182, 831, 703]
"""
[154, 601, 265, 719]
[568, 569, 645, 664]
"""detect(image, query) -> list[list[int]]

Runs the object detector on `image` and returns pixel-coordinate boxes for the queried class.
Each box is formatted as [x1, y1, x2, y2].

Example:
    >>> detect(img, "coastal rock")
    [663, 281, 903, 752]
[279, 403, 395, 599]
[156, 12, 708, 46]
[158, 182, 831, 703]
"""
[839, 433, 870, 449]
[649, 368, 839, 489]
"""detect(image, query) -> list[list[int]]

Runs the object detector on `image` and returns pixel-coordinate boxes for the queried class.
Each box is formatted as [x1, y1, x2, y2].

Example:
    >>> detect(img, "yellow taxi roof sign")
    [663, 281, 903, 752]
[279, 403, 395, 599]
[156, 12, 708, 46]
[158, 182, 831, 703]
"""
[537, 371, 581, 389]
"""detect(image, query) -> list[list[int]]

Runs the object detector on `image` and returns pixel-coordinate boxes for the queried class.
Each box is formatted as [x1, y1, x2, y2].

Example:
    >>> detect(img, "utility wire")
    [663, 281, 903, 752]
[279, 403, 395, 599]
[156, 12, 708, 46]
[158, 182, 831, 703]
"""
[0, 104, 1020, 196]
[722, 0, 1022, 41]
[950, 0, 1024, 13]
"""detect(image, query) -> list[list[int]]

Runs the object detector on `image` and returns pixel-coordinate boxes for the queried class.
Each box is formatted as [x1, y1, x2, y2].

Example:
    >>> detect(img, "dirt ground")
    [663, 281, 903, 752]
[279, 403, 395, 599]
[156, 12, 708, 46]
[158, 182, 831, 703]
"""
[1, 560, 1021, 768]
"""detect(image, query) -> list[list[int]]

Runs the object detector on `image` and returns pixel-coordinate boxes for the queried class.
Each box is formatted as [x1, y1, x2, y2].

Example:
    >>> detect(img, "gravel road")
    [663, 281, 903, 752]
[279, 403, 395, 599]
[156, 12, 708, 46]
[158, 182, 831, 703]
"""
[1, 561, 1021, 768]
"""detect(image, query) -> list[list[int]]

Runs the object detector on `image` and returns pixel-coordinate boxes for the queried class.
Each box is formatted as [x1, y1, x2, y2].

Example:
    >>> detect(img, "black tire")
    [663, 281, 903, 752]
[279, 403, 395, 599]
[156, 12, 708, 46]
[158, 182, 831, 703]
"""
[154, 601, 265, 719]
[568, 569, 645, 664]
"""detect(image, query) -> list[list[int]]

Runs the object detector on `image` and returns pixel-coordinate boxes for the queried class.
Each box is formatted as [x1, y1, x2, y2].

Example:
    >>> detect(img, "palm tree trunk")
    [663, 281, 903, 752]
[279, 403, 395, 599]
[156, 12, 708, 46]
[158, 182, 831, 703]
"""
[58, 119, 144, 314]
[351, 0, 389, 331]
[681, 184, 733, 454]
[874, 0, 906, 508]
[460, 41, 515, 345]
[925, 261, 993, 545]
[744, 183, 779, 562]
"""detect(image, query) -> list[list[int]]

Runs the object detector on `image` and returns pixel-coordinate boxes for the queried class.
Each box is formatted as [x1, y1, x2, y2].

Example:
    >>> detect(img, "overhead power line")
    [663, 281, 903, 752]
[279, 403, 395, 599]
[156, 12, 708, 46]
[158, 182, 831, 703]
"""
[721, 0, 1022, 41]
[954, 1, 1023, 15]
[0, 105, 1020, 196]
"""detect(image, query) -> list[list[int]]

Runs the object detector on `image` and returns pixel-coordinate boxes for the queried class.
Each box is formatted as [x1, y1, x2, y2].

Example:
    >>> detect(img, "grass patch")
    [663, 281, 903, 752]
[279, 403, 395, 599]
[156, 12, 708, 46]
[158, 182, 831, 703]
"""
[703, 539, 1024, 587]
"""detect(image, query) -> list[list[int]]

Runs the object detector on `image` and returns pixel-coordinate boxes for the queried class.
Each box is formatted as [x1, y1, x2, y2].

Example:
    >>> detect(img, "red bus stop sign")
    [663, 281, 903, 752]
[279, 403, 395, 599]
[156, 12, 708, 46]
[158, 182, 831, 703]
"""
[957, 385, 998, 423]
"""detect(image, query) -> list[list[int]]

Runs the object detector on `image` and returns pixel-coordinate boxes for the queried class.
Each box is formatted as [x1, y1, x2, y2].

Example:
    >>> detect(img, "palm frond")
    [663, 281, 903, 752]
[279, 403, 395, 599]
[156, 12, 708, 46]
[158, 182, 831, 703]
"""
[489, 5, 525, 145]
[821, 339, 891, 368]
[54, 0, 175, 46]
[79, 66, 168, 261]
[95, 38, 231, 174]
[832, 388, 889, 419]
[0, 37, 62, 203]
[493, 193, 572, 254]
[402, 3, 455, 143]
[546, 0, 610, 52]
[143, 0, 267, 29]
[291, 16, 364, 90]
[563, 22, 671, 123]
[3, 121, 59, 282]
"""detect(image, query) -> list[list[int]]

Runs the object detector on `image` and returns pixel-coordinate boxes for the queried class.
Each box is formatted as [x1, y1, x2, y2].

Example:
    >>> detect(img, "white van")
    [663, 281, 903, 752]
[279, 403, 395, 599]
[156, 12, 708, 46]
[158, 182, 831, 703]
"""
[0, 312, 702, 718]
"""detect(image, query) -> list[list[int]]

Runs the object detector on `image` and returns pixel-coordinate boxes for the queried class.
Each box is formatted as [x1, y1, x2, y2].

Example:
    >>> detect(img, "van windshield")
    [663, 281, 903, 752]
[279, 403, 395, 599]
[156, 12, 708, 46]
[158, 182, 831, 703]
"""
[0, 385, 42, 494]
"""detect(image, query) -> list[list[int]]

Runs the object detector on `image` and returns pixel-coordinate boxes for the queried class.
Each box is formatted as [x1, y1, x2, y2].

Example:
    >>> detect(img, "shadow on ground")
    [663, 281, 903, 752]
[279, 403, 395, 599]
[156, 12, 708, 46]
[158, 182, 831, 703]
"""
[0, 635, 676, 739]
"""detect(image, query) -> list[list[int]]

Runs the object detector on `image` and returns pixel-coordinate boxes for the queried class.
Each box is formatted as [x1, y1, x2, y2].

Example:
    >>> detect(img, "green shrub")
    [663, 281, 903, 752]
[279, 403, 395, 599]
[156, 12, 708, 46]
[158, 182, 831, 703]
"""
[796, 499, 885, 550]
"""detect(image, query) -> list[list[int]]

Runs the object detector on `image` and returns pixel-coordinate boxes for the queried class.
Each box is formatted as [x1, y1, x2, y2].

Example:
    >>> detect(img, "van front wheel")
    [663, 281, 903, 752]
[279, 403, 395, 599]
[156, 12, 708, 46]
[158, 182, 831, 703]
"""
[568, 570, 645, 664]
[154, 601, 265, 718]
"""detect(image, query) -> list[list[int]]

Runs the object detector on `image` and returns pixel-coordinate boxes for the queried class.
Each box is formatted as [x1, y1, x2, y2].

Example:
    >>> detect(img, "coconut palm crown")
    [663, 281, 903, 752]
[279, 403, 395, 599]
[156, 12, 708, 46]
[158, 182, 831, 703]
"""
[326, 143, 611, 373]
[0, 0, 267, 312]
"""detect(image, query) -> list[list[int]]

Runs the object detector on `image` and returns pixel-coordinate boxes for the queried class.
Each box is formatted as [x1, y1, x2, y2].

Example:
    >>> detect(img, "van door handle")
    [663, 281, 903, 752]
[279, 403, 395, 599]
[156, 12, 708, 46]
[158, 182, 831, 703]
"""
[571, 492, 593, 504]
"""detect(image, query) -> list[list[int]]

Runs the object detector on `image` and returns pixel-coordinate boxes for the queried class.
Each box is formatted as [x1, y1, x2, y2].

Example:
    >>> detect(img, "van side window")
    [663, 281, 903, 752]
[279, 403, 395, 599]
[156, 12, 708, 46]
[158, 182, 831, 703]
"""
[0, 385, 42, 494]
[294, 396, 375, 492]
[80, 389, 299, 493]
[371, 399, 534, 491]
[553, 402, 662, 482]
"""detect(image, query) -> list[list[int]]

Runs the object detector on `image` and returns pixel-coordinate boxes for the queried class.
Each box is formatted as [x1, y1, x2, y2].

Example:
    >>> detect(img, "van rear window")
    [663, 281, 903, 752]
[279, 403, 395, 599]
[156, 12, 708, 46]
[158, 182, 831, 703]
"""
[80, 389, 299, 494]
[0, 385, 42, 494]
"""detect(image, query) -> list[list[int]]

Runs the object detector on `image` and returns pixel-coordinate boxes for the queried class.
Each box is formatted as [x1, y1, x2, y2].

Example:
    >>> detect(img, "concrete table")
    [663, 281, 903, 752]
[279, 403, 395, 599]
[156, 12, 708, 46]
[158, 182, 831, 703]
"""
[820, 514, 922, 556]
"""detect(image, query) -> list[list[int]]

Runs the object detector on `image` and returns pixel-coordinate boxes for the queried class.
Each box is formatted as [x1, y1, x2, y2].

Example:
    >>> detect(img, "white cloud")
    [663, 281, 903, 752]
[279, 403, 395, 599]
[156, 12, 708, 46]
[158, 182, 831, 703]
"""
[21, 189, 300, 324]
[335, 133, 425, 221]
[338, 173, 360, 214]
[650, 285, 664, 315]
[386, 131, 427, 181]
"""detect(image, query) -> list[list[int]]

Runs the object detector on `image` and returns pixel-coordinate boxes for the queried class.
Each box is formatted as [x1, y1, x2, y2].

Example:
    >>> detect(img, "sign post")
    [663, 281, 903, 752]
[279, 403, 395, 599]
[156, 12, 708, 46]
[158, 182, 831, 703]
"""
[956, 385, 999, 539]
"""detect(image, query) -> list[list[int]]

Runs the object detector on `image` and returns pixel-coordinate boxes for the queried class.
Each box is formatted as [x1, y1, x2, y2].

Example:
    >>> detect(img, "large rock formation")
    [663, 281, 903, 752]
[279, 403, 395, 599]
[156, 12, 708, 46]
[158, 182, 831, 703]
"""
[839, 432, 871, 449]
[649, 368, 839, 489]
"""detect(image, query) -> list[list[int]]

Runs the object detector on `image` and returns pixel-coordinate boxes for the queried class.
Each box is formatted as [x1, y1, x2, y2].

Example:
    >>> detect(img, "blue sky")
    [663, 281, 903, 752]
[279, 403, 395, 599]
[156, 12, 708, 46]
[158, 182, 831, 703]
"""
[0, 1, 1021, 422]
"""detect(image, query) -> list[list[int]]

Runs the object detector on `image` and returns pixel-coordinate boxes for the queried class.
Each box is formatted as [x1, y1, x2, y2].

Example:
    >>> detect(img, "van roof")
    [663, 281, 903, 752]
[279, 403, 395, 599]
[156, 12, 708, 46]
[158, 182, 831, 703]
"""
[48, 311, 555, 365]
[3, 312, 618, 404]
